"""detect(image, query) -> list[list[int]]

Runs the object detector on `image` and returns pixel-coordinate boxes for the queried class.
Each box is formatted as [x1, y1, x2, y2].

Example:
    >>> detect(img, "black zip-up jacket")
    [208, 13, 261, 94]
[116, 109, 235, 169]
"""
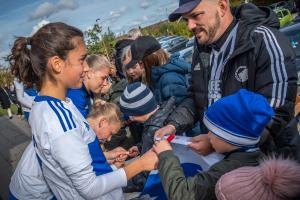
[139, 97, 176, 154]
[166, 4, 297, 143]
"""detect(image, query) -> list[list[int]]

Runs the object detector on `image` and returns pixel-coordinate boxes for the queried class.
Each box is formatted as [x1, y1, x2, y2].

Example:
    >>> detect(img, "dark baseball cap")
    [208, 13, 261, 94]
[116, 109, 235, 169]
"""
[125, 36, 161, 69]
[169, 0, 202, 22]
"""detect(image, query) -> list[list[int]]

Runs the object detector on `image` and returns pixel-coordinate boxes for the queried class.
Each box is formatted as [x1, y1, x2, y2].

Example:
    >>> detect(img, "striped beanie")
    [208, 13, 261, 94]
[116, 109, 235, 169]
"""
[203, 89, 274, 148]
[119, 82, 157, 116]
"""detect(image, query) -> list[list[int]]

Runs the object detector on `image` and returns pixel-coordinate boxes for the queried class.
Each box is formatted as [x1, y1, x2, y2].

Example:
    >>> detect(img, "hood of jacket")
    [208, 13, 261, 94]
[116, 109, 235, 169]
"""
[151, 53, 191, 83]
[233, 3, 279, 30]
[195, 4, 280, 57]
[231, 3, 280, 57]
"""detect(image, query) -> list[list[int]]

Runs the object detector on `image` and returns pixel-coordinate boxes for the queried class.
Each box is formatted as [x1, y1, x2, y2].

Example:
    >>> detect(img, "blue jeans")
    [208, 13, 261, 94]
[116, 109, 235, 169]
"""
[24, 111, 29, 121]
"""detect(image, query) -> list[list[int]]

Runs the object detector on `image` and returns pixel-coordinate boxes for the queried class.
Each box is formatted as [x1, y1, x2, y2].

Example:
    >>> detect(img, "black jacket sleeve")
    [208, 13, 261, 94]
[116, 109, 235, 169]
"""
[141, 97, 176, 154]
[253, 27, 297, 139]
[165, 96, 199, 134]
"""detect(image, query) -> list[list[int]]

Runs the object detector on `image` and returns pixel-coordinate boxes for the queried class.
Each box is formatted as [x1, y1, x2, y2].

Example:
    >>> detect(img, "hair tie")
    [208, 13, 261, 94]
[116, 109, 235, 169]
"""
[26, 37, 31, 49]
[26, 37, 31, 45]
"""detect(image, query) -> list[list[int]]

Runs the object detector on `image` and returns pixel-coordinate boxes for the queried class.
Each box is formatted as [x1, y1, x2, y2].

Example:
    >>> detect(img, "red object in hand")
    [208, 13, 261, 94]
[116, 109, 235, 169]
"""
[166, 134, 175, 142]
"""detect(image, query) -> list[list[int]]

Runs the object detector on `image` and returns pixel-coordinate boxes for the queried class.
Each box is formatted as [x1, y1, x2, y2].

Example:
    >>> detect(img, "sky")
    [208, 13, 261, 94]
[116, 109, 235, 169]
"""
[0, 0, 179, 66]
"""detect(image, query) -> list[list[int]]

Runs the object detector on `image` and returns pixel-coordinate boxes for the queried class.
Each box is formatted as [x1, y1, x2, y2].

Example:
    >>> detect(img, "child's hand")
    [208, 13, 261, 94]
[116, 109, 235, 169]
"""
[113, 160, 125, 168]
[105, 147, 129, 161]
[140, 149, 158, 171]
[128, 146, 139, 157]
[115, 153, 128, 162]
[153, 140, 173, 155]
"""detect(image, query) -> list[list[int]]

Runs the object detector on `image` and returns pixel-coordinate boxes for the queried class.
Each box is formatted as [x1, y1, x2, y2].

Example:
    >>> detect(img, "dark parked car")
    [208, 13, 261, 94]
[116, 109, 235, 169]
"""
[280, 23, 300, 86]
[178, 46, 193, 64]
[185, 37, 195, 47]
[166, 37, 188, 53]
[294, 14, 300, 23]
[270, 1, 297, 13]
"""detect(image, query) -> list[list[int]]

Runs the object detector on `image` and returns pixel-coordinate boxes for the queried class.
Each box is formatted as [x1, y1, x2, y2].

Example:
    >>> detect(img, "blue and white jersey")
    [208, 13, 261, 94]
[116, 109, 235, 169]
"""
[29, 95, 127, 200]
[67, 84, 93, 118]
[9, 141, 54, 200]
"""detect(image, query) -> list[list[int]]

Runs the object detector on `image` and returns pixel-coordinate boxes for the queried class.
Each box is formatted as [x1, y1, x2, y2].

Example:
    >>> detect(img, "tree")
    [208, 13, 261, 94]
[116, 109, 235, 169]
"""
[0, 69, 13, 86]
[84, 23, 102, 55]
[85, 23, 116, 59]
[100, 27, 116, 59]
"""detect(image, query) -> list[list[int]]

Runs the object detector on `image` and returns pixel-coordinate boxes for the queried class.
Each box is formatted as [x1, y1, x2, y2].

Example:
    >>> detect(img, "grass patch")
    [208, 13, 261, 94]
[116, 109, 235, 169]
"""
[0, 104, 18, 117]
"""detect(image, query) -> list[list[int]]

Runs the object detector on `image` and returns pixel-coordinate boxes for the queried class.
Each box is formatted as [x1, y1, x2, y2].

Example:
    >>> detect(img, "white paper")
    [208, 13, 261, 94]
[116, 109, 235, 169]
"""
[163, 135, 191, 145]
[166, 135, 224, 170]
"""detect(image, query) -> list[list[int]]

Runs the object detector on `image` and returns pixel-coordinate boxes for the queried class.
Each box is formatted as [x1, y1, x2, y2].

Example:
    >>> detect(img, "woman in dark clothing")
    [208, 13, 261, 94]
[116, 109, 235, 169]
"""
[125, 36, 191, 105]
[0, 85, 12, 118]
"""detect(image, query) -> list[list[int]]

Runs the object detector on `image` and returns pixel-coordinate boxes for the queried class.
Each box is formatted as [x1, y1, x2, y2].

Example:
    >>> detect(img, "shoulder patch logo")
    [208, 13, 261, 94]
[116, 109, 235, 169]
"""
[235, 66, 248, 83]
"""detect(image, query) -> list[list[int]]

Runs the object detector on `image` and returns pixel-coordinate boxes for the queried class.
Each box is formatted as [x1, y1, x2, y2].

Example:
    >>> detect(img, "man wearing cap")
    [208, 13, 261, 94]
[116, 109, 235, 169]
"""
[155, 0, 297, 155]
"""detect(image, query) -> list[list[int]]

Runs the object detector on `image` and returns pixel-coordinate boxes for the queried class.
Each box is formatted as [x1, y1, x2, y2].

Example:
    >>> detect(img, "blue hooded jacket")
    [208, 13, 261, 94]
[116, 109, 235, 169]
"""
[151, 53, 191, 105]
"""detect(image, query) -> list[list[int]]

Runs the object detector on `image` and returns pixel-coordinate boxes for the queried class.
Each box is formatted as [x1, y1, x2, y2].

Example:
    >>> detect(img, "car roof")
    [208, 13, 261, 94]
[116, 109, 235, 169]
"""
[280, 22, 300, 32]
[274, 8, 289, 12]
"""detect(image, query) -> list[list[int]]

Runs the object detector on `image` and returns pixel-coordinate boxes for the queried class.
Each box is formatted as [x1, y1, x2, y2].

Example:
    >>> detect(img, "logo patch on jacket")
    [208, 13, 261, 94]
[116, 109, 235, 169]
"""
[194, 63, 201, 71]
[235, 66, 248, 82]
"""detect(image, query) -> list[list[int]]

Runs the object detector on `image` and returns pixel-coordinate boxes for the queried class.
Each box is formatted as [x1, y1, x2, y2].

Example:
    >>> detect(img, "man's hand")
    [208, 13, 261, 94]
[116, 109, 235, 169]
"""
[154, 124, 176, 139]
[140, 149, 158, 171]
[188, 134, 214, 156]
[153, 140, 173, 155]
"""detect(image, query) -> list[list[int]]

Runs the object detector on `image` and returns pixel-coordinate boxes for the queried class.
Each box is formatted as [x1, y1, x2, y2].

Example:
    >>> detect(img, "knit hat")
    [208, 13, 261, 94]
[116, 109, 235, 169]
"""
[125, 36, 161, 69]
[119, 82, 157, 116]
[215, 158, 300, 200]
[203, 89, 274, 148]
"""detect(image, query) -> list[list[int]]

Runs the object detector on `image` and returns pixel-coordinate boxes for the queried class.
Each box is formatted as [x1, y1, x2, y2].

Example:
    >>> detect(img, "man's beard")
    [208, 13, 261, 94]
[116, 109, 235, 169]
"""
[192, 12, 221, 45]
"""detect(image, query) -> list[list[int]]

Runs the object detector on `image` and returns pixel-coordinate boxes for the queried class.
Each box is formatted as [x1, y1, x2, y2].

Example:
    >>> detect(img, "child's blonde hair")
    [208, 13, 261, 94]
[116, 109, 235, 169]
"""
[88, 101, 122, 124]
[86, 54, 111, 72]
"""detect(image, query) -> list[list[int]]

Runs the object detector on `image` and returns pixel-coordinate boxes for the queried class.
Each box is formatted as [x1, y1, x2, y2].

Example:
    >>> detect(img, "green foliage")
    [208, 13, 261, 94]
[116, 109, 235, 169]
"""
[85, 20, 193, 60]
[84, 23, 102, 55]
[0, 104, 18, 116]
[85, 23, 116, 59]
[0, 69, 13, 86]
[141, 21, 193, 39]
[99, 28, 117, 59]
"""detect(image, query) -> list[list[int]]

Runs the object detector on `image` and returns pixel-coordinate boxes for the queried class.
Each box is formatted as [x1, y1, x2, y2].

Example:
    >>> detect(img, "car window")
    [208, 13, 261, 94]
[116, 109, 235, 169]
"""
[277, 11, 283, 18]
[278, 2, 286, 7]
[282, 26, 300, 57]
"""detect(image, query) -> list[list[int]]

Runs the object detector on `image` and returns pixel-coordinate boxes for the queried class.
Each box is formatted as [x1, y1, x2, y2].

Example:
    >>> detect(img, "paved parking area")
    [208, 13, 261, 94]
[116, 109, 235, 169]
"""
[0, 116, 31, 200]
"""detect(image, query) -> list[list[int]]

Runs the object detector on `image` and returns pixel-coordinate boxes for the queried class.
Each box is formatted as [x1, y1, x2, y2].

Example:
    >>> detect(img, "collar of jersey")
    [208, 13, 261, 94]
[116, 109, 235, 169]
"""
[34, 95, 62, 102]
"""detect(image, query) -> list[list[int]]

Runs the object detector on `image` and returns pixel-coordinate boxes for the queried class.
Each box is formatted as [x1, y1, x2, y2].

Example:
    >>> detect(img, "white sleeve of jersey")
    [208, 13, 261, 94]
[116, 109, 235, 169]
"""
[51, 132, 127, 199]
[13, 79, 34, 109]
